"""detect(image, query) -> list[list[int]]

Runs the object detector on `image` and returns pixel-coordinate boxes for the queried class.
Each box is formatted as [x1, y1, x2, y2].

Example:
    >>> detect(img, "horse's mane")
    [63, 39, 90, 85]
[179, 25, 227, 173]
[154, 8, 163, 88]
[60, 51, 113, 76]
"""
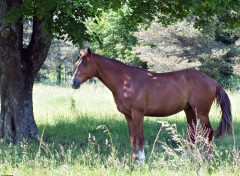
[93, 53, 148, 72]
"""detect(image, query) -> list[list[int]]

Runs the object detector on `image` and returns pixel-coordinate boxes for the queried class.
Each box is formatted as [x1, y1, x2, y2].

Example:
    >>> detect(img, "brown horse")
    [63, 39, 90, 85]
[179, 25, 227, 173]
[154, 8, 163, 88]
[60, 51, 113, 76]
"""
[71, 48, 232, 160]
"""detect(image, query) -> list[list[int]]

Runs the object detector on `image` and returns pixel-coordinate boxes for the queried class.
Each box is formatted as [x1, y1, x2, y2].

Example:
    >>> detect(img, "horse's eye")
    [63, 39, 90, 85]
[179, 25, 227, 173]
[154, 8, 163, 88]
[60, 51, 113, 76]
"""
[83, 62, 88, 67]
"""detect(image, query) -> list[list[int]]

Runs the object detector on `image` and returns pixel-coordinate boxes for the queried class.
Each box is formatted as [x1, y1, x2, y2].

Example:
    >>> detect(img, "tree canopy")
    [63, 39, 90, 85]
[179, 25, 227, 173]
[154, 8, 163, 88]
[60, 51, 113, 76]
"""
[5, 0, 240, 46]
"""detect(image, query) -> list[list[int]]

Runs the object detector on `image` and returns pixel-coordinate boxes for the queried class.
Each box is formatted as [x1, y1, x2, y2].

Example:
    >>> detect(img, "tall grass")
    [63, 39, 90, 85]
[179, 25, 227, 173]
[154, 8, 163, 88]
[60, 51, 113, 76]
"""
[0, 83, 239, 175]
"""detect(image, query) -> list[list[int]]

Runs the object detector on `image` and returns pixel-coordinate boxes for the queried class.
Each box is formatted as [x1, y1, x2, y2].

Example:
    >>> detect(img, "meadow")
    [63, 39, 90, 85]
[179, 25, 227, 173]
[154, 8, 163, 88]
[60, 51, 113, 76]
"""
[0, 83, 240, 176]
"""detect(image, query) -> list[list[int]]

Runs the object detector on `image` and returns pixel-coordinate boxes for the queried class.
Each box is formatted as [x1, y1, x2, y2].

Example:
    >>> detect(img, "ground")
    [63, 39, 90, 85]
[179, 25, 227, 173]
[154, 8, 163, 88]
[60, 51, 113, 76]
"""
[0, 83, 239, 175]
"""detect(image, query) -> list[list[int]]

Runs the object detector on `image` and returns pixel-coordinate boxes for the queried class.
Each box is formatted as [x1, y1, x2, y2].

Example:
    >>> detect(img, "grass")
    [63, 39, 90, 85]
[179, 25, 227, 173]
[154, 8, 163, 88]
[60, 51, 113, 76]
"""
[0, 83, 240, 175]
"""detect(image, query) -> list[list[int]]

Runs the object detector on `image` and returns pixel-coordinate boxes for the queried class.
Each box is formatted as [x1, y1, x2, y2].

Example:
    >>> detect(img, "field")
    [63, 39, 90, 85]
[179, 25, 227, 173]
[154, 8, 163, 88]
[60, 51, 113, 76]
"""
[0, 83, 240, 175]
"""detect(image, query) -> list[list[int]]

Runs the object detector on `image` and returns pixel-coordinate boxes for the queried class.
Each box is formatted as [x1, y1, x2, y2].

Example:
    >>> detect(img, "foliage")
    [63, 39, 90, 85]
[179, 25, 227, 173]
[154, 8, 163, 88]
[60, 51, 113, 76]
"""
[4, 0, 240, 77]
[214, 28, 239, 45]
[198, 48, 238, 88]
[85, 7, 147, 67]
[5, 0, 240, 46]
[197, 46, 240, 89]
[135, 21, 240, 89]
[200, 13, 240, 45]
[5, 0, 125, 45]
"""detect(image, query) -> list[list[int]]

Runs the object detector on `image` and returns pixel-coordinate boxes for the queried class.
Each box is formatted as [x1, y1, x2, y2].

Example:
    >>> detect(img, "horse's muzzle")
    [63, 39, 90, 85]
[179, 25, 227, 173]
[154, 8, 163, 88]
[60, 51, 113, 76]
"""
[71, 77, 82, 89]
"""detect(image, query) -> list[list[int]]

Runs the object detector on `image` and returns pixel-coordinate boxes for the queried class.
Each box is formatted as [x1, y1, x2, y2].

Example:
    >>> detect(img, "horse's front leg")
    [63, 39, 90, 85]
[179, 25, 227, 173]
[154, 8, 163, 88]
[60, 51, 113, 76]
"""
[125, 111, 145, 160]
[125, 115, 138, 159]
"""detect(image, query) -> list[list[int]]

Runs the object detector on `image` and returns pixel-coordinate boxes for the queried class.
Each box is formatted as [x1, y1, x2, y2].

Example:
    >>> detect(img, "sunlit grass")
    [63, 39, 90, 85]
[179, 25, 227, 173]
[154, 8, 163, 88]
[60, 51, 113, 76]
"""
[0, 83, 239, 175]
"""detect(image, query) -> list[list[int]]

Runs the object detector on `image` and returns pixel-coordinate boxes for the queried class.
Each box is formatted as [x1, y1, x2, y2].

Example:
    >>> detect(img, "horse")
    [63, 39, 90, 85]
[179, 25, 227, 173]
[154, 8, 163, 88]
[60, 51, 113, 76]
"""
[71, 48, 232, 160]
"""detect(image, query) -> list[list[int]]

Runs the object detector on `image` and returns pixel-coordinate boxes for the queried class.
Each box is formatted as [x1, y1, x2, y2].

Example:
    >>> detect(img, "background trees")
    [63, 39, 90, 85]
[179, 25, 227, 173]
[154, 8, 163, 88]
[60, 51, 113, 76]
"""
[41, 20, 240, 88]
[85, 7, 145, 67]
[135, 21, 240, 88]
[39, 40, 78, 85]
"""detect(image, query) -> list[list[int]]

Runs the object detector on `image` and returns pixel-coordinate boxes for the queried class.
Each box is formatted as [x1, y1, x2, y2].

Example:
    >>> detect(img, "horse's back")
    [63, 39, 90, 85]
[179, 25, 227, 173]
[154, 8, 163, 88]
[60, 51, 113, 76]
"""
[137, 69, 217, 116]
[180, 69, 217, 94]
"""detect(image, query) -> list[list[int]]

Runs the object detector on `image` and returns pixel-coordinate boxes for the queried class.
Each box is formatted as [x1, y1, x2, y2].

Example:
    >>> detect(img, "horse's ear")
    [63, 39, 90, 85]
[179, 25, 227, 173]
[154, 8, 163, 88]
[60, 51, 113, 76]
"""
[87, 47, 92, 56]
[75, 59, 80, 67]
[80, 49, 85, 56]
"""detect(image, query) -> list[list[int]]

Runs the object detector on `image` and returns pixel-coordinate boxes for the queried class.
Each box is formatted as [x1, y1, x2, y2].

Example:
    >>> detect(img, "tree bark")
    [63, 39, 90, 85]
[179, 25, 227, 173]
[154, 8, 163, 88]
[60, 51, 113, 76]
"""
[0, 65, 38, 142]
[0, 0, 52, 142]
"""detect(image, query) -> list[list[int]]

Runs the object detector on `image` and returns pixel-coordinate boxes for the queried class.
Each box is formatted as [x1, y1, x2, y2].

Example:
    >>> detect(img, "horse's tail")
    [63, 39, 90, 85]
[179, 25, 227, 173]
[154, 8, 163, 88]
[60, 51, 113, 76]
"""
[214, 84, 232, 138]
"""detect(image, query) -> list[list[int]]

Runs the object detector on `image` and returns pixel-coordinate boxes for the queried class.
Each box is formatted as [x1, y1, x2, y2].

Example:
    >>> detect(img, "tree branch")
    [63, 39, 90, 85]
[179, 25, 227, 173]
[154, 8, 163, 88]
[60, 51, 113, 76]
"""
[25, 16, 52, 75]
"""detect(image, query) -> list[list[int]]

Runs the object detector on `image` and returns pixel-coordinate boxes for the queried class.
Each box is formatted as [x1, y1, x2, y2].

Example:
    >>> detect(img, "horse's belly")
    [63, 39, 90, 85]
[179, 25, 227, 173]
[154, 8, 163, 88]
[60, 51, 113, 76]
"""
[145, 100, 187, 117]
[145, 108, 183, 117]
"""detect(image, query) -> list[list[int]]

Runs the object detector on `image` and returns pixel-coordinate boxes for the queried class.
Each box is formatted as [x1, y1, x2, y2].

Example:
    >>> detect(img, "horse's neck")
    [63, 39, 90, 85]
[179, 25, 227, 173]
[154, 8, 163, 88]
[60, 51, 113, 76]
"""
[94, 55, 128, 95]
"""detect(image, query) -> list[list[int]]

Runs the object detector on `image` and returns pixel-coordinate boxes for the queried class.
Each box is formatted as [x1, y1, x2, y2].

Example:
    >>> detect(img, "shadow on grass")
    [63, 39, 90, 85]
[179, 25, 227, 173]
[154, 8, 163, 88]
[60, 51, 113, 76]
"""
[38, 114, 240, 154]
[0, 114, 238, 167]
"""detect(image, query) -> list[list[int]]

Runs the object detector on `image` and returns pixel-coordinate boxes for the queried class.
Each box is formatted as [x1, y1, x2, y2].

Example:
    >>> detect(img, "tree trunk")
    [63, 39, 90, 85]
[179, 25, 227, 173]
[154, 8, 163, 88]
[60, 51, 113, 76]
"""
[0, 20, 39, 142]
[0, 0, 52, 142]
[56, 64, 62, 85]
[0, 66, 38, 142]
[64, 64, 67, 83]
[0, 63, 2, 134]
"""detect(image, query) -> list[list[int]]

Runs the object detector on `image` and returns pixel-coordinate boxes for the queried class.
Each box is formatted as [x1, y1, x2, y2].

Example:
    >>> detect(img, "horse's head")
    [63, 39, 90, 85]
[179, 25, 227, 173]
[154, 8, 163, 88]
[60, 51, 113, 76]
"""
[71, 48, 96, 89]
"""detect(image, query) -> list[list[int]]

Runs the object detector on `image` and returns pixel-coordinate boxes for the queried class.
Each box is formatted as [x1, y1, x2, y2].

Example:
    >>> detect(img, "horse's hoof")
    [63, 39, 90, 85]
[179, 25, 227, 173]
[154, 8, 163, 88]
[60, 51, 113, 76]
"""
[132, 153, 138, 160]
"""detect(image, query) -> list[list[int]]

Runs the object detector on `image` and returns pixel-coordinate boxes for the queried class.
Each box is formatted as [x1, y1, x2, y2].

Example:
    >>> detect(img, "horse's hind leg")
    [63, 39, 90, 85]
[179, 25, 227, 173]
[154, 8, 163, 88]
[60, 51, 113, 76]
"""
[184, 108, 197, 144]
[198, 114, 214, 142]
[185, 107, 214, 143]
